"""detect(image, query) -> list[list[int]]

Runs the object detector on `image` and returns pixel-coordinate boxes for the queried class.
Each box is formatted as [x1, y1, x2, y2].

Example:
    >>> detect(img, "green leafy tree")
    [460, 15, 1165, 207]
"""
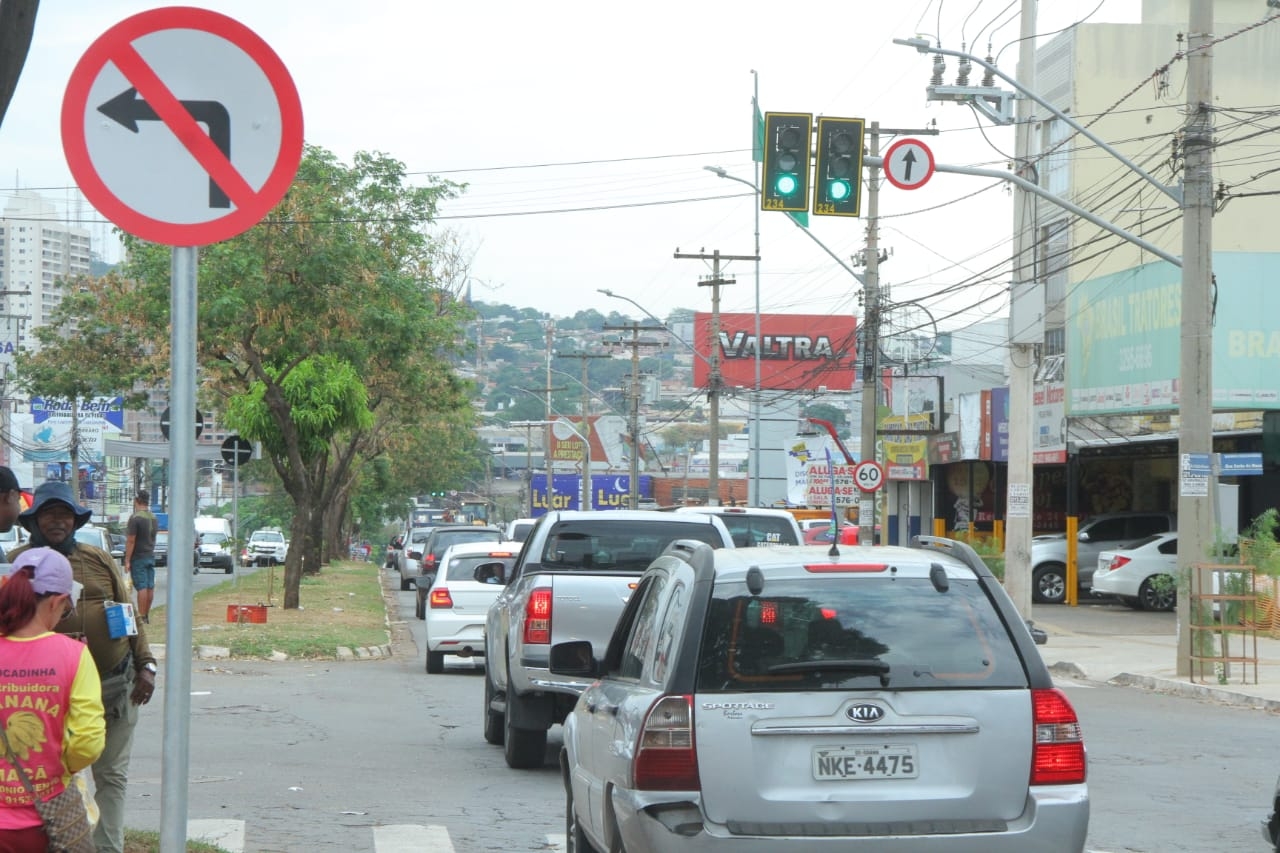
[17, 146, 473, 608]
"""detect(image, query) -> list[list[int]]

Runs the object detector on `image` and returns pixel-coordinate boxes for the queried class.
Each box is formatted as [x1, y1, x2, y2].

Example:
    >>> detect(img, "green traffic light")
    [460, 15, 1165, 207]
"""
[775, 173, 799, 196]
[829, 180, 852, 201]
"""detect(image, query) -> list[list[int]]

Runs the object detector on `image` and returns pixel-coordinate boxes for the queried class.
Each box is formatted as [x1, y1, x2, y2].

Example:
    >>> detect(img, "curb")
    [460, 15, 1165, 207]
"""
[1108, 672, 1280, 712]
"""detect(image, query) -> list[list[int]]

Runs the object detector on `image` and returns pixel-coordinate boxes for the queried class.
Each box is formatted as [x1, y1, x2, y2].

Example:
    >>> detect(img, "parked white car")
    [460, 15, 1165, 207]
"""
[1092, 532, 1178, 611]
[422, 541, 522, 673]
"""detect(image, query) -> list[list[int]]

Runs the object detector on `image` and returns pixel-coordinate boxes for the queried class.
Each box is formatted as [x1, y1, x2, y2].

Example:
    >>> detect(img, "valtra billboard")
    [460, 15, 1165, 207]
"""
[692, 313, 858, 391]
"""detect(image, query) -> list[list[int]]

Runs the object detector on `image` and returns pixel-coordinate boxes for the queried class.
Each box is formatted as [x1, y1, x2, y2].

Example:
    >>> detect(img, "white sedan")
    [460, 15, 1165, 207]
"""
[422, 540, 522, 673]
[1092, 532, 1178, 611]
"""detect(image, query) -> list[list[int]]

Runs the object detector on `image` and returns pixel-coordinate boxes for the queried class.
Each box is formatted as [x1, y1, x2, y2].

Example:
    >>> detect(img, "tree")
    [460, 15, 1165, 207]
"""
[17, 146, 474, 609]
[0, 0, 38, 130]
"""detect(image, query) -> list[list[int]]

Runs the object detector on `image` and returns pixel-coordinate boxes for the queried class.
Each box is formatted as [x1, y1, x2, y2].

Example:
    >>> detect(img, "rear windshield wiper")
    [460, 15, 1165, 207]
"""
[766, 659, 891, 687]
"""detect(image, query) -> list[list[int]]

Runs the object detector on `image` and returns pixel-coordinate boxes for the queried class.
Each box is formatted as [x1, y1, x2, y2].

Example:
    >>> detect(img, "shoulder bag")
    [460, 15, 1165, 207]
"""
[0, 724, 95, 853]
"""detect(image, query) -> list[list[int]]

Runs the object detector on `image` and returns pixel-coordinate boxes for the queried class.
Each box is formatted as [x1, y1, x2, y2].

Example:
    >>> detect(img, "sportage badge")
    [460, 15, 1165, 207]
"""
[846, 703, 885, 723]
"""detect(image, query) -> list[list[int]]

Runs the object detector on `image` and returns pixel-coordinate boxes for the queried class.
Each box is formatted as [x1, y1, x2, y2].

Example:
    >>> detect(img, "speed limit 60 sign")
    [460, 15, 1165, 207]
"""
[854, 460, 885, 492]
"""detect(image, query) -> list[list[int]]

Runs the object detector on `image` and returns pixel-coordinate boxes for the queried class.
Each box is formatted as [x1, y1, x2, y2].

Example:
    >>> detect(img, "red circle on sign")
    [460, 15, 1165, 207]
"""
[882, 138, 935, 191]
[60, 7, 303, 246]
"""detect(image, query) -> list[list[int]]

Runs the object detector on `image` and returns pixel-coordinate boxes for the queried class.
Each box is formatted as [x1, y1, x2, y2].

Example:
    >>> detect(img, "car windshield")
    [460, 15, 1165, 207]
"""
[253, 532, 283, 543]
[446, 553, 518, 582]
[696, 577, 1028, 692]
[202, 532, 229, 545]
[74, 528, 105, 549]
[540, 519, 726, 572]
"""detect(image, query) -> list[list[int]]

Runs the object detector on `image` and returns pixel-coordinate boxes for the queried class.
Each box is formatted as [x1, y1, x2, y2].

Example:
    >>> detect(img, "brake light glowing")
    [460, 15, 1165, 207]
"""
[759, 600, 779, 625]
[804, 563, 889, 573]
[523, 588, 553, 644]
[1030, 688, 1086, 785]
[429, 588, 453, 608]
[632, 695, 699, 791]
[819, 607, 838, 620]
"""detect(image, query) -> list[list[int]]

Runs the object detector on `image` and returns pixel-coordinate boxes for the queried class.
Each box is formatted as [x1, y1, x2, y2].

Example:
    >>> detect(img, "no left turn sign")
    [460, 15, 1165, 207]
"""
[853, 460, 886, 492]
[61, 7, 303, 246]
[882, 138, 935, 191]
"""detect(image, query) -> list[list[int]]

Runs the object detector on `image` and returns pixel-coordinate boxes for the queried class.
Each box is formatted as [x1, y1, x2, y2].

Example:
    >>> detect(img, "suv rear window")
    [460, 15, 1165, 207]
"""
[430, 530, 501, 557]
[540, 520, 725, 572]
[716, 515, 800, 547]
[696, 577, 1028, 692]
[446, 553, 518, 581]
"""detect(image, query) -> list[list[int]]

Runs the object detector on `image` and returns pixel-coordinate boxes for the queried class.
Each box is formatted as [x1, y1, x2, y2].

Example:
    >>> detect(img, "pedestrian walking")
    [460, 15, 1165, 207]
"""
[0, 547, 105, 853]
[0, 468, 24, 563]
[123, 492, 158, 624]
[10, 482, 157, 853]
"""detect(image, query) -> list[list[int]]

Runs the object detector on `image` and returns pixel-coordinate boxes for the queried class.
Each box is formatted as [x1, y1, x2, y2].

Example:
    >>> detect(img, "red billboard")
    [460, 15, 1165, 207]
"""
[692, 313, 858, 391]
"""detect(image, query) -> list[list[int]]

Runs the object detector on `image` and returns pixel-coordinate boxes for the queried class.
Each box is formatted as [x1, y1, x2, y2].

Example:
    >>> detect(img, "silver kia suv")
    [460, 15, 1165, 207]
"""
[550, 536, 1088, 852]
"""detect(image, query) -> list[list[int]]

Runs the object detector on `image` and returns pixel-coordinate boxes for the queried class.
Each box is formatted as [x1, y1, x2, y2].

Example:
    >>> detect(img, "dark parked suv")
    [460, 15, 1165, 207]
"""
[1031, 511, 1177, 604]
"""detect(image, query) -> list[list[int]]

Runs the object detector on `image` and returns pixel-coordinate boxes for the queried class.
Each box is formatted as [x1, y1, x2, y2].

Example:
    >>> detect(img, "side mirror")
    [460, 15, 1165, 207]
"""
[1077, 531, 1091, 542]
[474, 563, 507, 585]
[548, 640, 599, 678]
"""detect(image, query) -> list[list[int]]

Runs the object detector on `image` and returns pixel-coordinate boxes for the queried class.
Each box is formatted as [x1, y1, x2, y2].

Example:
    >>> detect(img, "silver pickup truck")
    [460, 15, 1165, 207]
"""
[482, 510, 735, 768]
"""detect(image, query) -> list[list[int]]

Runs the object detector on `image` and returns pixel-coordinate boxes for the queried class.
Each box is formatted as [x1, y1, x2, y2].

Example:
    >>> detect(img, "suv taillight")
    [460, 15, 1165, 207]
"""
[633, 695, 699, 791]
[523, 588, 552, 644]
[429, 588, 453, 608]
[1031, 688, 1086, 785]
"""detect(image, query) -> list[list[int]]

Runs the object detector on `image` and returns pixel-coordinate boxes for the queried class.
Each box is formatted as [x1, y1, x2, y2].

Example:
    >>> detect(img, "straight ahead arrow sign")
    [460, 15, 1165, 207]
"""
[901, 149, 917, 181]
[98, 87, 232, 208]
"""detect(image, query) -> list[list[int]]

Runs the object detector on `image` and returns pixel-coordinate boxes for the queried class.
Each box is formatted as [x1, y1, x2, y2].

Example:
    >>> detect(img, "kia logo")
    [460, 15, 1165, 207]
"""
[846, 703, 885, 723]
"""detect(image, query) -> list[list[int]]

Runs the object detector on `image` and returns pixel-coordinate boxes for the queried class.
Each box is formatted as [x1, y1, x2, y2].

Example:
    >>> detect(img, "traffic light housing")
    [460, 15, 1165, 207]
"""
[813, 117, 865, 217]
[762, 112, 812, 213]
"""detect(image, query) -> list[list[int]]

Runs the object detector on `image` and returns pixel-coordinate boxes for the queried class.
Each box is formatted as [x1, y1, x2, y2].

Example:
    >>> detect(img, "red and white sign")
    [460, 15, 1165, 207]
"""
[883, 138, 935, 191]
[693, 313, 858, 392]
[853, 460, 886, 492]
[61, 7, 303, 246]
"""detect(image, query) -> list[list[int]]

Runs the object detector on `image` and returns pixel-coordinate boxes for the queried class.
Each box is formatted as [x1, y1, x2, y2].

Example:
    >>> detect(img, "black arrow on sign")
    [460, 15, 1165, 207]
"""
[901, 149, 918, 182]
[98, 87, 232, 209]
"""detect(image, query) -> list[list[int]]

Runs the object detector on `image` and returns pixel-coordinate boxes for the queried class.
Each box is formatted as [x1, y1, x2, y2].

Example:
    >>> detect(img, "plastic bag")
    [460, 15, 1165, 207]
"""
[72, 769, 98, 829]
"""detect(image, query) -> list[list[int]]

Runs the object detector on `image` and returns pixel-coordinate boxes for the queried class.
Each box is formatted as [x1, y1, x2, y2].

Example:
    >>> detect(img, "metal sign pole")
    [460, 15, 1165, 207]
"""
[161, 246, 196, 851]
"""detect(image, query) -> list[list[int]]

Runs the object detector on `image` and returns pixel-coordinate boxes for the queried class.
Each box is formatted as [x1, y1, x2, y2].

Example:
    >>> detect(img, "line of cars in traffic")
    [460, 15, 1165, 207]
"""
[391, 504, 1091, 851]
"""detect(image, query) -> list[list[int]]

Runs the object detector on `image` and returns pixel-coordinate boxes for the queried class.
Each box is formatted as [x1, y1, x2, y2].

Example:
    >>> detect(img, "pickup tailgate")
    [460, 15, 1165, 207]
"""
[548, 572, 640, 655]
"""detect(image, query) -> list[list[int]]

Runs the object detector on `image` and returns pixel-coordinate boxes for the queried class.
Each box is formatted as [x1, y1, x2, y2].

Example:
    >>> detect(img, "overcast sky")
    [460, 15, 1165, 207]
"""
[1, 0, 1143, 342]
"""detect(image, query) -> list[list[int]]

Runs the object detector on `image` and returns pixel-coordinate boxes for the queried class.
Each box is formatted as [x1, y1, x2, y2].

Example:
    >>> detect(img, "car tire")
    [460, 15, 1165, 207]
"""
[1032, 563, 1068, 604]
[398, 573, 411, 592]
[504, 694, 547, 769]
[565, 774, 598, 853]
[1139, 576, 1176, 611]
[426, 650, 444, 674]
[483, 676, 504, 745]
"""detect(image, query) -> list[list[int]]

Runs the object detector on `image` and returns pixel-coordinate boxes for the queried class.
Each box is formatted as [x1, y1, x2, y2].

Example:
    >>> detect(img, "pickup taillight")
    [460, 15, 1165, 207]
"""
[632, 695, 699, 791]
[523, 587, 552, 645]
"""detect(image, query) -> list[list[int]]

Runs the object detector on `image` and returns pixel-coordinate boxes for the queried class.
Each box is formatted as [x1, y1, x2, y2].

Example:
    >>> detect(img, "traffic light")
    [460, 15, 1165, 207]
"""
[813, 117, 865, 217]
[762, 112, 812, 213]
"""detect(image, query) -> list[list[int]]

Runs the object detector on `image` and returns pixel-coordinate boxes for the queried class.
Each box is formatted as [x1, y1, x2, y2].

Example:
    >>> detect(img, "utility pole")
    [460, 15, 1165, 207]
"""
[1175, 0, 1215, 676]
[675, 249, 756, 506]
[557, 351, 610, 511]
[543, 319, 556, 513]
[1004, 0, 1039, 616]
[602, 323, 663, 508]
[860, 126, 883, 546]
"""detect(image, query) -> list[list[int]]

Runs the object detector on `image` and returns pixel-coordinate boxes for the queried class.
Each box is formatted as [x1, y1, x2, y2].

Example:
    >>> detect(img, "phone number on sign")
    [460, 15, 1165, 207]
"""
[1117, 344, 1153, 372]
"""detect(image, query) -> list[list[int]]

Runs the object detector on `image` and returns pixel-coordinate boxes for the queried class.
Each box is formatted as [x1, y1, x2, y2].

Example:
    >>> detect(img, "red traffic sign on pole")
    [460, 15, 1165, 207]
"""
[853, 460, 886, 492]
[61, 7, 303, 246]
[882, 138, 935, 191]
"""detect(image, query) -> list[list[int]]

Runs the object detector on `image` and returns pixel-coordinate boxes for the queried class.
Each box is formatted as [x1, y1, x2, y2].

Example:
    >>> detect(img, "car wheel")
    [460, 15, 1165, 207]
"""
[1139, 575, 1176, 611]
[398, 572, 411, 592]
[224, 565, 233, 574]
[426, 650, 444, 674]
[565, 774, 597, 853]
[1032, 563, 1067, 604]
[414, 588, 426, 620]
[504, 694, 547, 769]
[483, 675, 504, 745]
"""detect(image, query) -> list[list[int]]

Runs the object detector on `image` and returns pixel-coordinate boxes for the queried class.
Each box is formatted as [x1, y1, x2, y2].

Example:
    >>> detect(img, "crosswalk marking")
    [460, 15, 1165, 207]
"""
[374, 824, 456, 852]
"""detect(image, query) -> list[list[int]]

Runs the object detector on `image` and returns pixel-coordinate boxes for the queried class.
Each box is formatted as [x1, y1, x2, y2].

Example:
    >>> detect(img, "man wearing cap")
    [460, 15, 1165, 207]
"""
[0, 467, 24, 562]
[9, 481, 156, 853]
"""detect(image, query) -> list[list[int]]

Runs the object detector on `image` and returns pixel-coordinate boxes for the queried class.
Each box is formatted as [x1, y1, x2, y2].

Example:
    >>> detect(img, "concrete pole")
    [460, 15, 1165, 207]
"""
[859, 125, 882, 545]
[751, 72, 763, 508]
[1003, 0, 1038, 616]
[707, 255, 725, 506]
[1175, 0, 1215, 676]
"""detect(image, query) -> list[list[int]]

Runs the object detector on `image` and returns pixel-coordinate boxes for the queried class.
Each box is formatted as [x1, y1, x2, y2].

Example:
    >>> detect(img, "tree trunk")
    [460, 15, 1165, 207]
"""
[283, 505, 311, 609]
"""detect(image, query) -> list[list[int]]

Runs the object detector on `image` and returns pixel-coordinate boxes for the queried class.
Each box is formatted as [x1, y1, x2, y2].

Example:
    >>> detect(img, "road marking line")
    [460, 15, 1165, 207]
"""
[375, 824, 454, 852]
[188, 818, 245, 852]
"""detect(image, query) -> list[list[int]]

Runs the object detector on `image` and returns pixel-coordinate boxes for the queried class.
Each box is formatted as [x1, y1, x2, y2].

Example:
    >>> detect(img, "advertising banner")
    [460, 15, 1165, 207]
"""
[529, 474, 653, 516]
[692, 312, 858, 391]
[784, 433, 835, 505]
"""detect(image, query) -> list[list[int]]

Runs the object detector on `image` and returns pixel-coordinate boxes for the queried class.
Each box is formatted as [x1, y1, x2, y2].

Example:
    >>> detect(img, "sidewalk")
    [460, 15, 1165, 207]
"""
[1031, 613, 1280, 712]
